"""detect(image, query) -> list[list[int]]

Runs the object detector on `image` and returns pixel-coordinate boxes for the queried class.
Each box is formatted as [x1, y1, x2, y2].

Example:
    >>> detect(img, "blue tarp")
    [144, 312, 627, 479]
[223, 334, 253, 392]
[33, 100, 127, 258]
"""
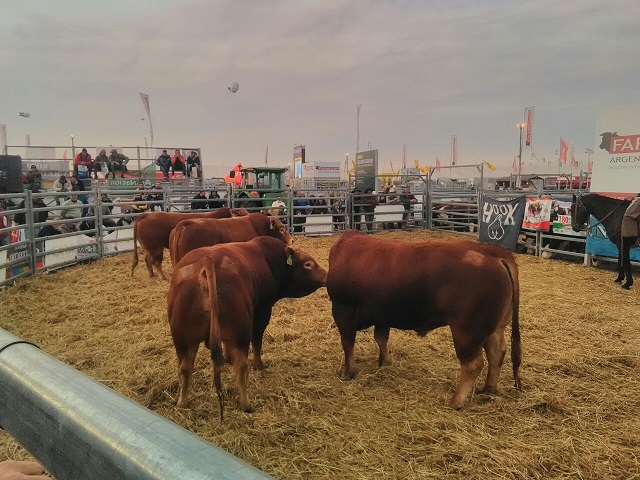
[585, 217, 640, 261]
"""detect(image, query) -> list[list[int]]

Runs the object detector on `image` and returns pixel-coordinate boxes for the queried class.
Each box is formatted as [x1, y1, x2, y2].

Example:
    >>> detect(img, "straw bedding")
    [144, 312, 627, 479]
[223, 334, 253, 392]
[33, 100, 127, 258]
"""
[1, 230, 639, 479]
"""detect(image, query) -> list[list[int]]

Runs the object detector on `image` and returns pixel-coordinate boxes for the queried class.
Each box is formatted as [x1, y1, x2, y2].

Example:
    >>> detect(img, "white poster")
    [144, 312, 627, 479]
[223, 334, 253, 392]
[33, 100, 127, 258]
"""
[590, 104, 640, 196]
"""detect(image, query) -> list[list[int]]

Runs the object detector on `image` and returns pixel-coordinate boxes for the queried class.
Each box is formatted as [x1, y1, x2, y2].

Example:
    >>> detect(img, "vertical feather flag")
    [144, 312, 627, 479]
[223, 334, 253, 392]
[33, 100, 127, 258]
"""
[139, 93, 153, 147]
[560, 138, 568, 165]
[435, 157, 441, 173]
[512, 158, 517, 173]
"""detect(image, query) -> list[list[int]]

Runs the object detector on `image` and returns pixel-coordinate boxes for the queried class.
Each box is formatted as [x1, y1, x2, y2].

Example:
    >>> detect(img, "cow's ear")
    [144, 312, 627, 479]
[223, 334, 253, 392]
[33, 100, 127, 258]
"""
[285, 246, 296, 266]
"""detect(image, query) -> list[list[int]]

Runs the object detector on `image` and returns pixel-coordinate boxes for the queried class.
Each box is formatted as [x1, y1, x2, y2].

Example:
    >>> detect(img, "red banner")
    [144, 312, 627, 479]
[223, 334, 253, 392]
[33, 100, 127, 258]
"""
[560, 138, 568, 164]
[435, 157, 441, 173]
[512, 158, 517, 173]
[525, 106, 534, 146]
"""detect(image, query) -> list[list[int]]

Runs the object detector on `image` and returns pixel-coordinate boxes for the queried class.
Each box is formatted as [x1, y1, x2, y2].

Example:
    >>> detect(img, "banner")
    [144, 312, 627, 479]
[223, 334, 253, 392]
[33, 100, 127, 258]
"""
[560, 138, 568, 164]
[451, 135, 457, 165]
[522, 197, 553, 230]
[139, 93, 153, 146]
[479, 196, 526, 250]
[590, 103, 640, 196]
[435, 157, 441, 173]
[525, 106, 535, 146]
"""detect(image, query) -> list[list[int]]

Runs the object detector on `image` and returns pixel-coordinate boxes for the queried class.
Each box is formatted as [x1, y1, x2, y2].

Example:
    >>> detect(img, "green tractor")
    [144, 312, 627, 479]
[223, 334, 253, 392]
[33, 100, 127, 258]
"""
[230, 166, 288, 210]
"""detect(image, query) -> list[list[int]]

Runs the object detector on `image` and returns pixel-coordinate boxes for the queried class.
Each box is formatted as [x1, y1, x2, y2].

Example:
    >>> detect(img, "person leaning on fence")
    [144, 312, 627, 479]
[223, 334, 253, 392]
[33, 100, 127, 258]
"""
[186, 150, 201, 178]
[108, 149, 129, 178]
[399, 185, 417, 228]
[170, 149, 186, 177]
[363, 188, 379, 232]
[130, 192, 150, 214]
[93, 149, 109, 179]
[269, 196, 287, 220]
[90, 192, 116, 228]
[191, 191, 208, 210]
[24, 165, 42, 192]
[330, 192, 346, 231]
[0, 199, 10, 247]
[61, 193, 84, 229]
[156, 149, 171, 180]
[208, 191, 224, 209]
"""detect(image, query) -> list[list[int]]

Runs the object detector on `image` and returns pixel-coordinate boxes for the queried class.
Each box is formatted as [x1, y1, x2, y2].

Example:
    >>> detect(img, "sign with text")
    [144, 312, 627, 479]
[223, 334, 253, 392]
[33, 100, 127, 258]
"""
[354, 150, 378, 192]
[479, 196, 526, 250]
[591, 104, 640, 196]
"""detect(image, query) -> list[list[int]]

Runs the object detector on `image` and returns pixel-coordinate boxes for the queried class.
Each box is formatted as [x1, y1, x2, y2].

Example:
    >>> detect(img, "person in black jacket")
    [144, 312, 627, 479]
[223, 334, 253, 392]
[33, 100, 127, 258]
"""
[191, 191, 208, 210]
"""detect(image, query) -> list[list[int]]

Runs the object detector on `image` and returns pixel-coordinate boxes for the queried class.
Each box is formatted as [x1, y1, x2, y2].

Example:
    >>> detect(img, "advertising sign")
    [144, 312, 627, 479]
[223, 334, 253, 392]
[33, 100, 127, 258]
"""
[354, 150, 378, 192]
[479, 196, 526, 250]
[522, 197, 553, 230]
[590, 104, 640, 196]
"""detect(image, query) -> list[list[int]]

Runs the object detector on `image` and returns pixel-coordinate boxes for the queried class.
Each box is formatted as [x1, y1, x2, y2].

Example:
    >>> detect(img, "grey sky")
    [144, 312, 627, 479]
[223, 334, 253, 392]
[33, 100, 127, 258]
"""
[1, 0, 639, 176]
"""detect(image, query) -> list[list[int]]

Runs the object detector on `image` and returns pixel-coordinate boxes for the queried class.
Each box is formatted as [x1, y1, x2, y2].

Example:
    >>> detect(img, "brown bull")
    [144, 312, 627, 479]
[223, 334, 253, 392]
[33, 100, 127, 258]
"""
[169, 213, 292, 266]
[168, 236, 327, 418]
[131, 206, 248, 279]
[326, 230, 521, 409]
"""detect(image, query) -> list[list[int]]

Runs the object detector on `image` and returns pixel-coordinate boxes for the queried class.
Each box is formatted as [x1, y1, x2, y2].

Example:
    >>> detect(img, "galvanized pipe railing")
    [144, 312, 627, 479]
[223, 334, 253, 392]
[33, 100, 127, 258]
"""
[0, 328, 272, 480]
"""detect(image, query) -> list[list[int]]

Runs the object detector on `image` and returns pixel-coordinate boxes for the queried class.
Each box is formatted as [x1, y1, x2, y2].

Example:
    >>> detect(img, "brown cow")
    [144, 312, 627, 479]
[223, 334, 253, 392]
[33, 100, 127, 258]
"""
[326, 230, 521, 409]
[168, 236, 327, 417]
[169, 213, 292, 266]
[131, 206, 249, 279]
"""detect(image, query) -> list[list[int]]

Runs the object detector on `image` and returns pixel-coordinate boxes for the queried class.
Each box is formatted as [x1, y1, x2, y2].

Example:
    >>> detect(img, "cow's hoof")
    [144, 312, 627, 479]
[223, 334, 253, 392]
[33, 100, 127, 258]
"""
[252, 361, 265, 370]
[447, 399, 464, 410]
[477, 385, 497, 395]
[241, 405, 254, 413]
[338, 367, 356, 380]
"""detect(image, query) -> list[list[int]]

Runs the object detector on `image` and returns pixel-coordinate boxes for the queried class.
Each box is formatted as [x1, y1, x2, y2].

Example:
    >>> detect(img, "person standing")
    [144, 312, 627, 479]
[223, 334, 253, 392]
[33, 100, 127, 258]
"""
[362, 188, 379, 232]
[186, 150, 201, 178]
[399, 185, 417, 228]
[156, 149, 171, 181]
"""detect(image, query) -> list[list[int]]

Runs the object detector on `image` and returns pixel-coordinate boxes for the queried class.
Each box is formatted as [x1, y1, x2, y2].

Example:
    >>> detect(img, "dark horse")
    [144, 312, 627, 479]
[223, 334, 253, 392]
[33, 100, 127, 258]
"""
[571, 193, 637, 289]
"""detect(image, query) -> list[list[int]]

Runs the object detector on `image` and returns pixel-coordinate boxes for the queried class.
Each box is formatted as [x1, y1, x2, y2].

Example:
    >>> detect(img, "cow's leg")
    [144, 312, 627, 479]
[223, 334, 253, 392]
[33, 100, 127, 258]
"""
[154, 254, 167, 281]
[332, 303, 357, 378]
[479, 327, 507, 394]
[176, 344, 199, 408]
[449, 326, 484, 409]
[251, 312, 271, 370]
[374, 325, 392, 367]
[144, 252, 155, 278]
[622, 238, 634, 289]
[229, 345, 252, 412]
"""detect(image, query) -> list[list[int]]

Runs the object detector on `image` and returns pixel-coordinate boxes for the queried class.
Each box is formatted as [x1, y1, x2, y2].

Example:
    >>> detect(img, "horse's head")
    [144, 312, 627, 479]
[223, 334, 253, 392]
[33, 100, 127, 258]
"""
[571, 194, 589, 232]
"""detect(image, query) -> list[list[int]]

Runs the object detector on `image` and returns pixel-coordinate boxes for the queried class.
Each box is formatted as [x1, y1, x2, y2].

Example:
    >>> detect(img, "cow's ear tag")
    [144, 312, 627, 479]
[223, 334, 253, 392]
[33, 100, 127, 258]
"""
[286, 255, 293, 265]
[270, 221, 274, 230]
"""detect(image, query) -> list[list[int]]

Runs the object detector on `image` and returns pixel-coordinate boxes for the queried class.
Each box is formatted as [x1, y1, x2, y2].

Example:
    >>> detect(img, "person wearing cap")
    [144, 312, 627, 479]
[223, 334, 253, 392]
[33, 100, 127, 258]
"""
[155, 149, 171, 180]
[186, 150, 201, 178]
[170, 149, 186, 178]
[74, 148, 93, 179]
[107, 148, 129, 178]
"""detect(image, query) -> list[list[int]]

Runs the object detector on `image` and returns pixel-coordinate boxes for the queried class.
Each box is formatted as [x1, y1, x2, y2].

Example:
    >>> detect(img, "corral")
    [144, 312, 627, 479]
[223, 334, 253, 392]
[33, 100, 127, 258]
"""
[1, 230, 639, 479]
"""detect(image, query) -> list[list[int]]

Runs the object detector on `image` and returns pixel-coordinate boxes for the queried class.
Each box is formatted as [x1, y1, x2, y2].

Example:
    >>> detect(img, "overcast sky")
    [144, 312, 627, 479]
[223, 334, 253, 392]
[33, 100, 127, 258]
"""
[1, 0, 639, 176]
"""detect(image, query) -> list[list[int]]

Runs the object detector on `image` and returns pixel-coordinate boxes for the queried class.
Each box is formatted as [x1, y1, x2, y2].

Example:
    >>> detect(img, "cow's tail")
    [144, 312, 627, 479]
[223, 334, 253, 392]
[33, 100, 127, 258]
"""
[169, 222, 185, 266]
[131, 216, 140, 277]
[201, 263, 225, 421]
[501, 258, 522, 391]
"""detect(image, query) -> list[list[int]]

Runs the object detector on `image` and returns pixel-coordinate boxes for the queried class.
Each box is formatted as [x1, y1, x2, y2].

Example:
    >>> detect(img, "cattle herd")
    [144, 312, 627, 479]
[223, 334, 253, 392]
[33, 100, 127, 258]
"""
[132, 209, 522, 419]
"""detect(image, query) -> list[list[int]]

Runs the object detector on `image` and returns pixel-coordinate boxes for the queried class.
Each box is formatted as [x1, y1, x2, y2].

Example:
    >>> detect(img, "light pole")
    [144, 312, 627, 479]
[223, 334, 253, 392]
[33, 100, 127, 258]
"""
[70, 135, 76, 162]
[516, 123, 525, 188]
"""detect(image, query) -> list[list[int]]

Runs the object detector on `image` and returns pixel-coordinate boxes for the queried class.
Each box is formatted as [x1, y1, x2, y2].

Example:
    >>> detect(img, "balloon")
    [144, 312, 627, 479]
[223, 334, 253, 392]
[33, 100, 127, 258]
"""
[228, 81, 239, 93]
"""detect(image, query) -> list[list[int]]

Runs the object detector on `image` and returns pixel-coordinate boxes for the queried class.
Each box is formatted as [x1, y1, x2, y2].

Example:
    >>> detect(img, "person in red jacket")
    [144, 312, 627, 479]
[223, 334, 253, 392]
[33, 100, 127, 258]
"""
[170, 149, 186, 177]
[74, 148, 93, 179]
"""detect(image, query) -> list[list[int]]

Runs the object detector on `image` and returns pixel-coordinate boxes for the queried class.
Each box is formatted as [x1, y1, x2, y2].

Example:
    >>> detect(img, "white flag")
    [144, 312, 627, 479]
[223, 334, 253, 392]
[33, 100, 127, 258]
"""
[0, 124, 7, 155]
[139, 93, 153, 146]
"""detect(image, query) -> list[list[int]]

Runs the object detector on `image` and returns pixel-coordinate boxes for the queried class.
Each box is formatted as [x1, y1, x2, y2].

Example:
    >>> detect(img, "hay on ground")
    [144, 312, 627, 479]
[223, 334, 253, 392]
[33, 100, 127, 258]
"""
[1, 230, 639, 479]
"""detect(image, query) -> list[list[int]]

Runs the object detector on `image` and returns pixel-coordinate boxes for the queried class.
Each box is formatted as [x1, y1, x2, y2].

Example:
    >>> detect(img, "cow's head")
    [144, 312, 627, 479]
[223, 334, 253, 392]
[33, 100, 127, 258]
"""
[270, 216, 293, 245]
[282, 246, 327, 297]
[599, 132, 617, 153]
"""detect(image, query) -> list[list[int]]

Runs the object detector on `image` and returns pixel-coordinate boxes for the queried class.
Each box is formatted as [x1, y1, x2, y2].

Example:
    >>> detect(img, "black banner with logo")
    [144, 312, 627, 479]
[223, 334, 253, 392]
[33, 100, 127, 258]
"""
[479, 196, 525, 250]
